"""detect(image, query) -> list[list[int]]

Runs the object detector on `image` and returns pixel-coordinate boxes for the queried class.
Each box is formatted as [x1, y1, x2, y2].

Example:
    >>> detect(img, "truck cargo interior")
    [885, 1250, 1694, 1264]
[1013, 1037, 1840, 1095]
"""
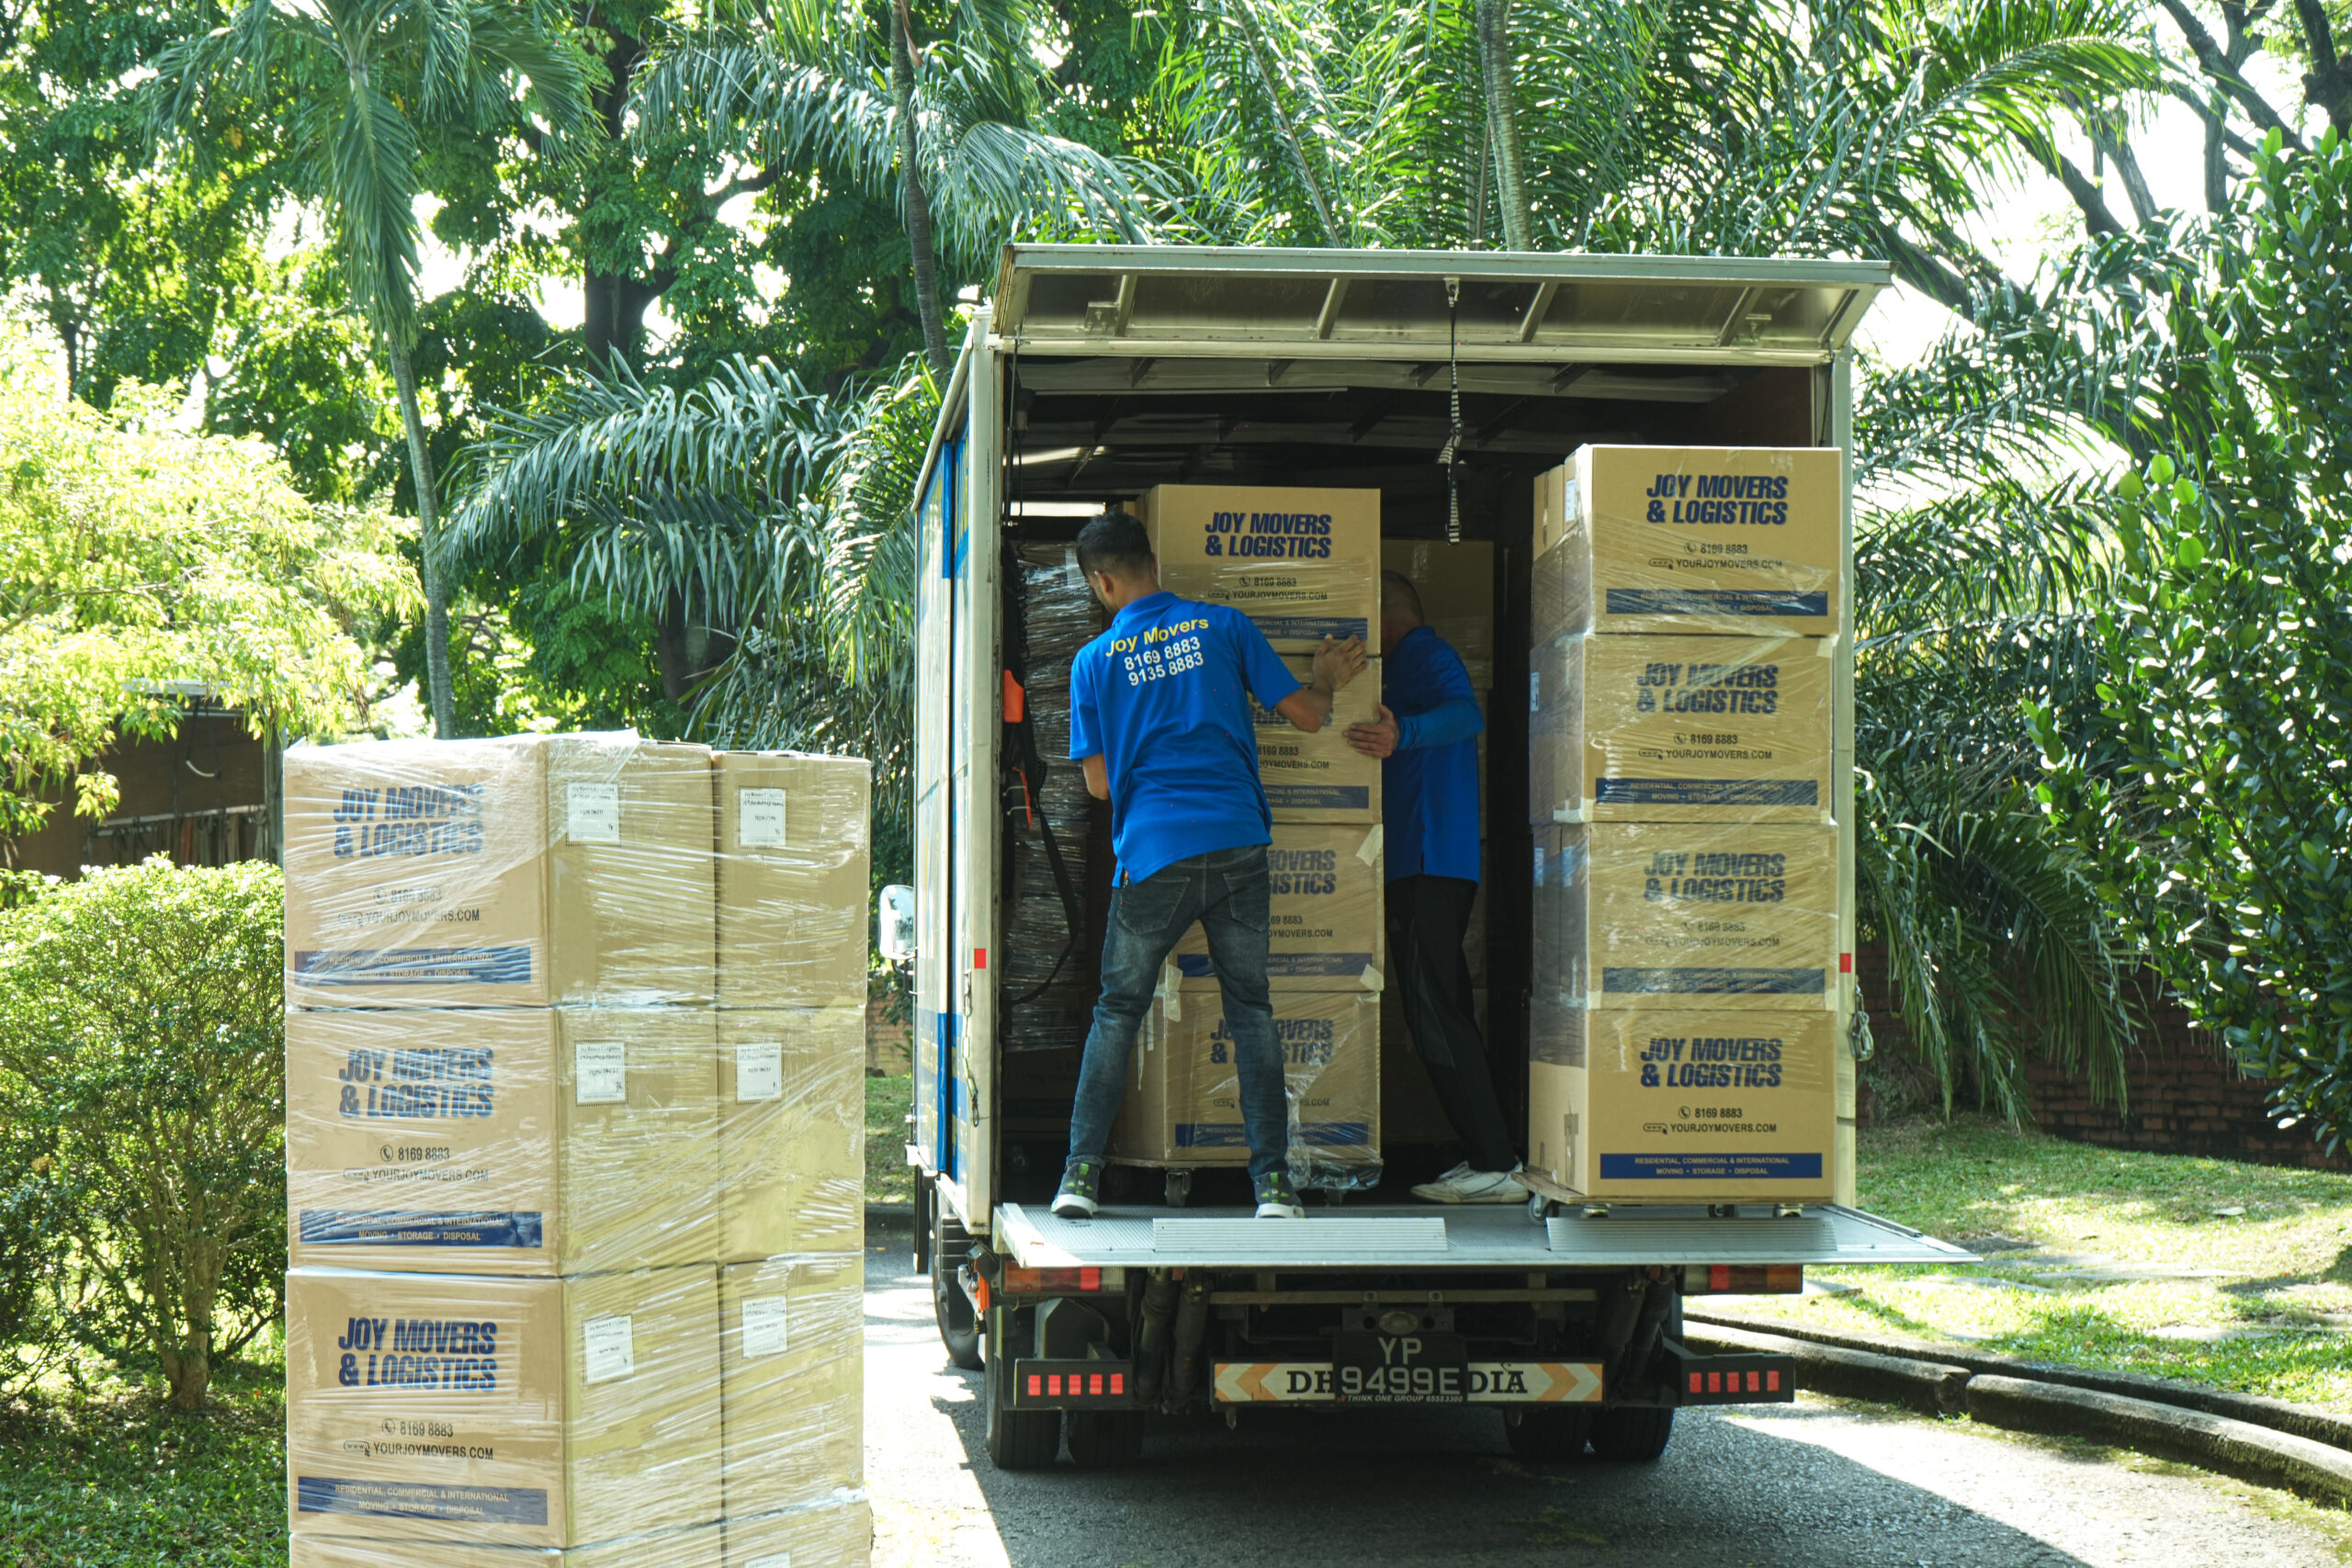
[988, 320, 1819, 1210]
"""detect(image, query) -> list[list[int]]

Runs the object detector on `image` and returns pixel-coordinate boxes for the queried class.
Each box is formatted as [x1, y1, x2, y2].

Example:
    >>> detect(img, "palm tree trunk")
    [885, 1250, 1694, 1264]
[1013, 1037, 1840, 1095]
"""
[892, 0, 952, 379]
[388, 336, 458, 738]
[1474, 0, 1532, 253]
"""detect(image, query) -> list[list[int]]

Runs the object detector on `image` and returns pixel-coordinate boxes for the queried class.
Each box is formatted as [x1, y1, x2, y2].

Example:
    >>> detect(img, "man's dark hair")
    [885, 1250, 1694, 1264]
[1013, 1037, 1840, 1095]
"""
[1076, 510, 1155, 582]
[1381, 569, 1425, 624]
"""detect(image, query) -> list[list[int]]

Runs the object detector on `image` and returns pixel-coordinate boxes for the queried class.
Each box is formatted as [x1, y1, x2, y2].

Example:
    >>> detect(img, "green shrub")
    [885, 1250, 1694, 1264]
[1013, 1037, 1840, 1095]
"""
[0, 857, 285, 1410]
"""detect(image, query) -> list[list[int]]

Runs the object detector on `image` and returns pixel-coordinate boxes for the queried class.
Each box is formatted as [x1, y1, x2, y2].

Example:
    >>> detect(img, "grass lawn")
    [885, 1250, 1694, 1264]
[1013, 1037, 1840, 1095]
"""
[866, 1073, 914, 1206]
[1722, 1117, 2352, 1410]
[0, 1349, 287, 1565]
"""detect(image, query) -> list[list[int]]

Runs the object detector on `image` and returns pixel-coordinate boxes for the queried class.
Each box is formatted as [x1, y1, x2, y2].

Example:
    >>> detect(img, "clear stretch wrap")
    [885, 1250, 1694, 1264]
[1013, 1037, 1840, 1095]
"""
[282, 732, 873, 1567]
[1144, 483, 1383, 652]
[1531, 822, 1839, 1014]
[1529, 633, 1836, 825]
[1528, 1008, 1838, 1201]
[1169, 823, 1385, 994]
[1533, 446, 1843, 638]
[1004, 544, 1107, 1053]
[1109, 990, 1381, 1190]
[714, 752, 873, 1010]
[284, 734, 718, 1009]
[1250, 656, 1384, 824]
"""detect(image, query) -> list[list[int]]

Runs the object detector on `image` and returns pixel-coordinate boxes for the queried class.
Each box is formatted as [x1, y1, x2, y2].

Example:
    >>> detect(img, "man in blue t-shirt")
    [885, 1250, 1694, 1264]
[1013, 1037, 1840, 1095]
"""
[1346, 569, 1522, 1202]
[1053, 511, 1365, 1221]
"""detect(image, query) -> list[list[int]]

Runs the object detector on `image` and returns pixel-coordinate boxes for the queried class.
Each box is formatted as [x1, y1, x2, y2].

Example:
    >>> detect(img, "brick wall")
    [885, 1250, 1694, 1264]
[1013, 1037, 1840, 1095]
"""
[1855, 942, 2349, 1172]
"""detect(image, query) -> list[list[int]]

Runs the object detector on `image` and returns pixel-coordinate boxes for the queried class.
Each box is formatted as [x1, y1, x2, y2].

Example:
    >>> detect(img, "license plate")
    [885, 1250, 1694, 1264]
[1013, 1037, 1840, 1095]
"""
[1330, 1331, 1470, 1404]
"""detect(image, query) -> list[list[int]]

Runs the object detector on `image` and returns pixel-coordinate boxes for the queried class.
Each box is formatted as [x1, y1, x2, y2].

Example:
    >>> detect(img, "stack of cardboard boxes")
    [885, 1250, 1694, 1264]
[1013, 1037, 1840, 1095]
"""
[1525, 448, 1843, 1203]
[1107, 485, 1385, 1189]
[1376, 540, 1495, 1145]
[281, 734, 872, 1566]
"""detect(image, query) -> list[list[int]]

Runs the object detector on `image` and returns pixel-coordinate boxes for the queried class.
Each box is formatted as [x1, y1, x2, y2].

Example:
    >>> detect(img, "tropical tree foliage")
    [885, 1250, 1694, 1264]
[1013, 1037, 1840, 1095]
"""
[2041, 128, 2352, 1151]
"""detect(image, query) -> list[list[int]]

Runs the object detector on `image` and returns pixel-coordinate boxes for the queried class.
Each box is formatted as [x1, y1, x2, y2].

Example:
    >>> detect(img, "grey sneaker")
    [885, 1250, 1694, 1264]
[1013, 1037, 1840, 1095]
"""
[1051, 1158, 1102, 1218]
[1254, 1172, 1306, 1219]
[1411, 1162, 1526, 1204]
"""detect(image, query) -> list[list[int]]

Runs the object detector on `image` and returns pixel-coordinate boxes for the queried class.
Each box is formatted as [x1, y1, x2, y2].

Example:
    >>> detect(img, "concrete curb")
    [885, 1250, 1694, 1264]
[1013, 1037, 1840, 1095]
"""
[1965, 1374, 2352, 1506]
[1682, 1322, 1973, 1417]
[1686, 1308, 2352, 1453]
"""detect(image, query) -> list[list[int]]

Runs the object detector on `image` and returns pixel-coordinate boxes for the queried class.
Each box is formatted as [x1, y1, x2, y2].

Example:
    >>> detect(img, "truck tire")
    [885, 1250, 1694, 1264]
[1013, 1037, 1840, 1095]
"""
[932, 1248, 982, 1371]
[1503, 1406, 1589, 1462]
[1589, 1404, 1674, 1462]
[1064, 1408, 1145, 1469]
[985, 1333, 1061, 1471]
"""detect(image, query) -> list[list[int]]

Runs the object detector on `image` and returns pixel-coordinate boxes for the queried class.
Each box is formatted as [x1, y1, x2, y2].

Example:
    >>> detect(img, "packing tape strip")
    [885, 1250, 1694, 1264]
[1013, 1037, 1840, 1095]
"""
[1360, 965, 1385, 992]
[1356, 824, 1384, 863]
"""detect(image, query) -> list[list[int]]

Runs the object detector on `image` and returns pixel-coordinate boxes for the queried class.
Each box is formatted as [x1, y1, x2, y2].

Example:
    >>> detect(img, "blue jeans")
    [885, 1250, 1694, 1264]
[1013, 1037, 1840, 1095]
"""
[1067, 844, 1290, 1182]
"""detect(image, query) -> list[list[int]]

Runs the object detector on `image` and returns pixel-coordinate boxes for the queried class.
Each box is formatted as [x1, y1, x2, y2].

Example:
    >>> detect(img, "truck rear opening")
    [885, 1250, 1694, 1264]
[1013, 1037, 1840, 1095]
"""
[900, 246, 1976, 1469]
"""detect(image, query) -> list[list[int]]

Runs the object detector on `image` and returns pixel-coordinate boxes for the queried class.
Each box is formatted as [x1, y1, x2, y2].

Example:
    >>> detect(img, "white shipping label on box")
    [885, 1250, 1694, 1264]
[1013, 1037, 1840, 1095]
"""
[741, 1295, 790, 1358]
[736, 1041, 784, 1102]
[567, 781, 621, 843]
[582, 1314, 635, 1382]
[574, 1040, 627, 1104]
[739, 786, 788, 848]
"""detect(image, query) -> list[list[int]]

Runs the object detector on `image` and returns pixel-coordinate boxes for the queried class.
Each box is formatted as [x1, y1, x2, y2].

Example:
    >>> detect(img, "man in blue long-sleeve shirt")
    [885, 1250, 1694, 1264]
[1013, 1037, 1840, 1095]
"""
[1346, 569, 1523, 1202]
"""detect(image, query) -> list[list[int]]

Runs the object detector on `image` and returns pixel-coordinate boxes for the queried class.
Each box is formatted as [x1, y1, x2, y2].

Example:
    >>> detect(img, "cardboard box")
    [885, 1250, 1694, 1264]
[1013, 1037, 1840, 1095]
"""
[1379, 988, 1488, 1145]
[1533, 447, 1842, 637]
[285, 735, 715, 1009]
[714, 752, 872, 1009]
[1532, 823, 1838, 1011]
[1383, 540, 1494, 686]
[1145, 484, 1381, 652]
[1530, 633, 1835, 824]
[1252, 656, 1383, 822]
[1108, 992, 1379, 1185]
[723, 1497, 874, 1568]
[1528, 1009, 1837, 1201]
[718, 1255, 864, 1515]
[718, 1007, 865, 1261]
[287, 1008, 718, 1277]
[286, 1265, 721, 1549]
[293, 1524, 719, 1567]
[1169, 824, 1384, 992]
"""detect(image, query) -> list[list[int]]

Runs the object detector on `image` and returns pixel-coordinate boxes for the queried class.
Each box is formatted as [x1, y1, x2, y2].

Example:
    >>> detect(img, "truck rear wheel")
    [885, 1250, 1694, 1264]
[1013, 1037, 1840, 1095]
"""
[932, 1247, 982, 1371]
[985, 1327, 1061, 1470]
[1589, 1404, 1675, 1462]
[1065, 1408, 1145, 1469]
[1503, 1406, 1590, 1462]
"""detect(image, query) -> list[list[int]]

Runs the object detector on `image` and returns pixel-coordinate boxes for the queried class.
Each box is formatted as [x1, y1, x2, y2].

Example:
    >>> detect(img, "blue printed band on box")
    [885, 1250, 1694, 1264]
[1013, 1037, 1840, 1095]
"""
[1599, 1153, 1825, 1181]
[1175, 953, 1376, 979]
[1263, 785, 1372, 812]
[294, 946, 534, 985]
[298, 1210, 546, 1249]
[1604, 589, 1830, 618]
[297, 1476, 551, 1525]
[1594, 779, 1821, 807]
[1602, 966, 1826, 997]
[1248, 614, 1372, 643]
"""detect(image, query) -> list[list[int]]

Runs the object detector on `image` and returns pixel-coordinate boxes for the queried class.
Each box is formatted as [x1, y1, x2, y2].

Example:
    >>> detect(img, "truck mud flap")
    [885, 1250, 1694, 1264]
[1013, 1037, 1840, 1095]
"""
[1213, 1360, 1603, 1404]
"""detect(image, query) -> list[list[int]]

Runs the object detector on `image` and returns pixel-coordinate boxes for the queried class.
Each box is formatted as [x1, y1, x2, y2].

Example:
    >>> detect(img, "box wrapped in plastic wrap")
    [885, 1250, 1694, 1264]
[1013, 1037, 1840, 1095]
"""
[1109, 990, 1381, 1190]
[1529, 632, 1835, 824]
[1532, 822, 1838, 1012]
[1169, 823, 1384, 993]
[288, 1494, 874, 1568]
[285, 1265, 723, 1549]
[1383, 539, 1494, 688]
[284, 735, 717, 1009]
[718, 1007, 865, 1260]
[1144, 483, 1382, 651]
[1250, 656, 1383, 823]
[1003, 544, 1107, 1053]
[718, 1253, 864, 1512]
[1529, 1008, 1838, 1201]
[1533, 447, 1842, 637]
[287, 1006, 719, 1276]
[714, 751, 872, 1009]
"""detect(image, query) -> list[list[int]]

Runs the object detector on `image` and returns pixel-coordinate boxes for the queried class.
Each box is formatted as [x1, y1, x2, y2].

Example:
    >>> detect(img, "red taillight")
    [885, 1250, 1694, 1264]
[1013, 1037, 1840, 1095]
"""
[1707, 1371, 1722, 1393]
[1768, 1370, 1781, 1392]
[1688, 1264, 1804, 1295]
[1047, 1374, 1062, 1396]
[1111, 1372, 1125, 1395]
[1747, 1371, 1760, 1393]
[1080, 1267, 1102, 1291]
[1690, 1372, 1703, 1395]
[1090, 1373, 1104, 1394]
[1027, 1374, 1041, 1397]
[1001, 1265, 1118, 1293]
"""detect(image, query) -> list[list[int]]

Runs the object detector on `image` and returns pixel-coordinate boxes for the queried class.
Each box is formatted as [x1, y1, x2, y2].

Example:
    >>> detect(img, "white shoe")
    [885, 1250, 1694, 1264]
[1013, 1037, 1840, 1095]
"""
[1412, 1163, 1526, 1204]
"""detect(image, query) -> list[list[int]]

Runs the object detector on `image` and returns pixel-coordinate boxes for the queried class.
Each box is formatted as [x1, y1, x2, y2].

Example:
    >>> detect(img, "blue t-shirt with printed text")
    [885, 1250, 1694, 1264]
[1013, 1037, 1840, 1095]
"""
[1069, 591, 1301, 885]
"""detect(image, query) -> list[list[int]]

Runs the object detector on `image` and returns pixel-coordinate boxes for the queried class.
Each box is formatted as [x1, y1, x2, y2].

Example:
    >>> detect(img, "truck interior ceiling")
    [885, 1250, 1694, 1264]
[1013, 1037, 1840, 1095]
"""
[992, 351, 1820, 1208]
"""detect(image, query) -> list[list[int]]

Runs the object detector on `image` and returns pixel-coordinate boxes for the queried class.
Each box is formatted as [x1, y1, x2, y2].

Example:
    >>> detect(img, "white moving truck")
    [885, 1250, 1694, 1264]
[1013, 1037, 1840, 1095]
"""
[894, 246, 1969, 1471]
